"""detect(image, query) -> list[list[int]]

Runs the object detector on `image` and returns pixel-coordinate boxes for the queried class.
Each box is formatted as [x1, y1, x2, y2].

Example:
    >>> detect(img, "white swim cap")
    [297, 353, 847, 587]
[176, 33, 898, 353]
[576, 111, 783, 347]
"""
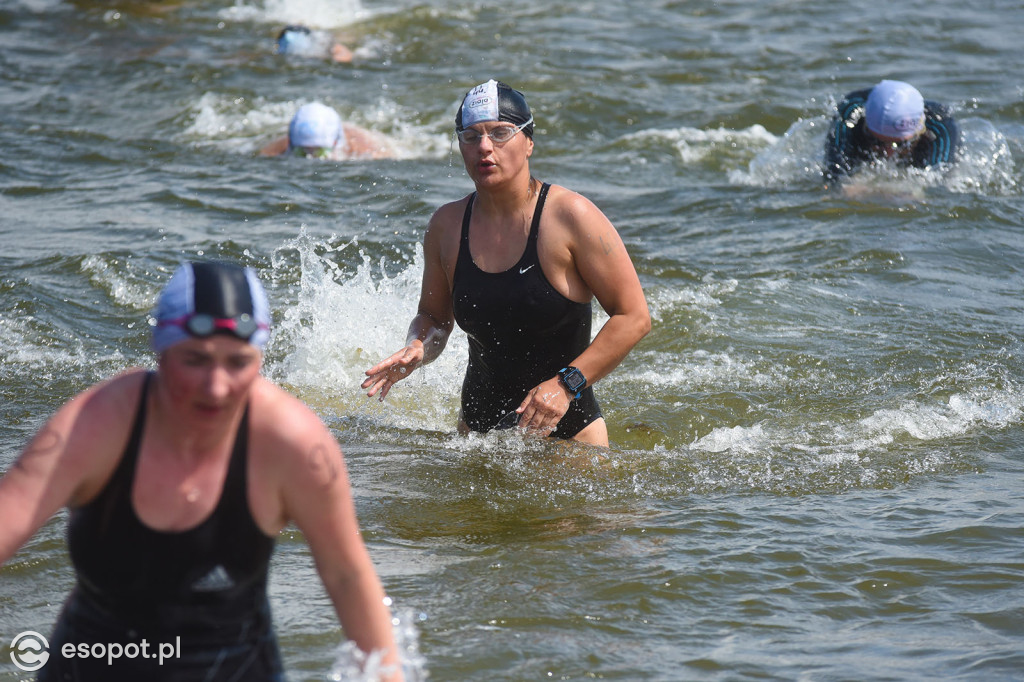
[865, 80, 925, 140]
[455, 79, 534, 137]
[277, 25, 334, 58]
[277, 25, 314, 55]
[288, 102, 346, 150]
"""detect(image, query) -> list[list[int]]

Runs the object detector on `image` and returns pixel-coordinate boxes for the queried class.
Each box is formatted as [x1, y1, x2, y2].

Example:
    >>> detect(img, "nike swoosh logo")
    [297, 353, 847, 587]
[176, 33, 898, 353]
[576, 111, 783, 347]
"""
[519, 265, 535, 274]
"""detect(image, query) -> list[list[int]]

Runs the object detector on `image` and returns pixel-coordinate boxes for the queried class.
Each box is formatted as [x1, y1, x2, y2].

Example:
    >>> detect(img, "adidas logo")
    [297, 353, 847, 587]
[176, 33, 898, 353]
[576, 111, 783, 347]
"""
[192, 565, 235, 592]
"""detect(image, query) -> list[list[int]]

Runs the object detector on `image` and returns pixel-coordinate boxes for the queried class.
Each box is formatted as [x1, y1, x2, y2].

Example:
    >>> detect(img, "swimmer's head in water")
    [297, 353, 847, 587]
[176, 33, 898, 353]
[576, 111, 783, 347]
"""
[455, 79, 534, 138]
[288, 102, 346, 157]
[277, 25, 313, 55]
[865, 80, 925, 141]
[277, 25, 336, 59]
[151, 261, 271, 353]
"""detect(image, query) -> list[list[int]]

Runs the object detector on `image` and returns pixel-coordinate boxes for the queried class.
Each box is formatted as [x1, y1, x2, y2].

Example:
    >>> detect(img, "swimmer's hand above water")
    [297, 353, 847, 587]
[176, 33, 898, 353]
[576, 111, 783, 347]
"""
[514, 376, 572, 437]
[362, 341, 424, 400]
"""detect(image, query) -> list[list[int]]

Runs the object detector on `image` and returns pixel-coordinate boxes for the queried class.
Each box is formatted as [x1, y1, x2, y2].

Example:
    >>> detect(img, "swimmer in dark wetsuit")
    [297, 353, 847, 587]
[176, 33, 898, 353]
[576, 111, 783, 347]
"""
[0, 261, 402, 681]
[824, 79, 960, 186]
[363, 79, 650, 447]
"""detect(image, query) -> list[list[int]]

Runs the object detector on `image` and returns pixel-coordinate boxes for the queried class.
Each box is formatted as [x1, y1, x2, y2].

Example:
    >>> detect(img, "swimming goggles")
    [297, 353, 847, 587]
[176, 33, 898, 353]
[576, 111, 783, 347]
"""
[456, 117, 533, 145]
[293, 146, 333, 159]
[157, 313, 268, 341]
[866, 128, 922, 158]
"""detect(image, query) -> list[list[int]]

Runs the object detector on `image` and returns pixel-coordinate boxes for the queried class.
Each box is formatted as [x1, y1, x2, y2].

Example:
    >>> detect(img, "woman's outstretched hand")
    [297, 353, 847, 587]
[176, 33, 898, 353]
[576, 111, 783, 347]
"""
[362, 343, 425, 400]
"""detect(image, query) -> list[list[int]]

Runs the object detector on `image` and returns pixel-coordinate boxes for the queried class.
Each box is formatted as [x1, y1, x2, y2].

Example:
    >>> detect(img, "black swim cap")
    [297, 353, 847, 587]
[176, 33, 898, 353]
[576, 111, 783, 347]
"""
[190, 261, 255, 319]
[152, 260, 271, 352]
[455, 79, 534, 138]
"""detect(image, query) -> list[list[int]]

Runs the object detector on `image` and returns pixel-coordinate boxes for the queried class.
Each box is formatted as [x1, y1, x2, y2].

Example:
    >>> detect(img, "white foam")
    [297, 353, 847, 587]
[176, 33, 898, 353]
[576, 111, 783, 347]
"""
[327, 603, 428, 681]
[857, 388, 1024, 446]
[691, 423, 768, 454]
[626, 124, 778, 164]
[218, 0, 371, 29]
[81, 255, 155, 311]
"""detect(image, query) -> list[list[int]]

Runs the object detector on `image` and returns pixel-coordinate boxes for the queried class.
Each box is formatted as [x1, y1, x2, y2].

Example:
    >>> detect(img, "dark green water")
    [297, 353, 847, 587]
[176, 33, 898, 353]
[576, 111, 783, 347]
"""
[2, 0, 1024, 679]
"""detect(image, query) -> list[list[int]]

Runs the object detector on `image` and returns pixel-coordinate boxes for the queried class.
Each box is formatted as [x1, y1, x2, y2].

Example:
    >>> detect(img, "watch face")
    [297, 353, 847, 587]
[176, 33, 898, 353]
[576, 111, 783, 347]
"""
[561, 368, 586, 392]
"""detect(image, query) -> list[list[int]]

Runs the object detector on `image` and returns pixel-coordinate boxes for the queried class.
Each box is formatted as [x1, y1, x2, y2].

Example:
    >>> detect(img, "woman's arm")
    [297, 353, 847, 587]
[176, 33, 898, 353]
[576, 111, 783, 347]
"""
[273, 394, 402, 680]
[0, 372, 141, 564]
[363, 208, 456, 400]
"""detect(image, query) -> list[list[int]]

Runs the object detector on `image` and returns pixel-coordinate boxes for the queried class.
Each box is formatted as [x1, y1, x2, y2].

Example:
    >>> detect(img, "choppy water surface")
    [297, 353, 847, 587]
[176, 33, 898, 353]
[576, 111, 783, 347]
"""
[2, 0, 1024, 679]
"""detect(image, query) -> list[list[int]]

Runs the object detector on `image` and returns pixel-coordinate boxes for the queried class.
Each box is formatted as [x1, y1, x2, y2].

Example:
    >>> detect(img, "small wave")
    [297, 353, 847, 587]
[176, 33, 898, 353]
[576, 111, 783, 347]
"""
[0, 313, 129, 386]
[81, 255, 157, 311]
[623, 124, 778, 165]
[855, 387, 1024, 447]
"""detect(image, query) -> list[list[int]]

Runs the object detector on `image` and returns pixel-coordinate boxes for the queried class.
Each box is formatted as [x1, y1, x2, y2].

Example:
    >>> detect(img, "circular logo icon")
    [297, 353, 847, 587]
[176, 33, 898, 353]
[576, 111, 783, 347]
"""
[10, 631, 50, 672]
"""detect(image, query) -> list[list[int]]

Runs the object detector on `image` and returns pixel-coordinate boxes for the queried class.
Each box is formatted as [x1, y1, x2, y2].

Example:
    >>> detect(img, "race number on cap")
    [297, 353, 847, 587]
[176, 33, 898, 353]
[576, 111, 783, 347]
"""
[460, 79, 500, 128]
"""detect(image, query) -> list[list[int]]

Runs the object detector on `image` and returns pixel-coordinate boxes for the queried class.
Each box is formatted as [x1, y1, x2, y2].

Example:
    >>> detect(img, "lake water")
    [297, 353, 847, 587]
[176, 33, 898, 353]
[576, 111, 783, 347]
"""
[2, 0, 1024, 680]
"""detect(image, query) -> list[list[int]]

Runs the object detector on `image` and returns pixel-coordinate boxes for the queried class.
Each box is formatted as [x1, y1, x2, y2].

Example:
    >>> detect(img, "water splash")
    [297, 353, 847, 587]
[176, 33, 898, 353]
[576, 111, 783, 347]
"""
[733, 114, 1019, 194]
[730, 117, 827, 186]
[180, 93, 292, 153]
[944, 118, 1018, 195]
[264, 228, 466, 429]
[327, 603, 429, 681]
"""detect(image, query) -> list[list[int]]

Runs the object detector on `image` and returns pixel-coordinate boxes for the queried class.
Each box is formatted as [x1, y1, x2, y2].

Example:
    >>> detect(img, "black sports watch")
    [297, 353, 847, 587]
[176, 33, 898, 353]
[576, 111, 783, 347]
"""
[558, 366, 587, 400]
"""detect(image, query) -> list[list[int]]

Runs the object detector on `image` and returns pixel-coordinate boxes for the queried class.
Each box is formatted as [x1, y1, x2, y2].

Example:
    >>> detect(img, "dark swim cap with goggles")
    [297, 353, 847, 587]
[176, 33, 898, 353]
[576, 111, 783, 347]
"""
[455, 79, 534, 138]
[152, 261, 271, 353]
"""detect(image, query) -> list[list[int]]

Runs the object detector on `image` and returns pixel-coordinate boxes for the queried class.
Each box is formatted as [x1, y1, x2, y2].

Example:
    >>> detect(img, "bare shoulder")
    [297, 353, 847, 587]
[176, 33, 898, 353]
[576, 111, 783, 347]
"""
[544, 184, 613, 231]
[427, 195, 471, 236]
[248, 377, 327, 447]
[425, 195, 472, 267]
[62, 369, 148, 440]
[343, 124, 395, 160]
[29, 368, 148, 507]
[260, 136, 289, 157]
[247, 378, 344, 488]
[541, 184, 619, 256]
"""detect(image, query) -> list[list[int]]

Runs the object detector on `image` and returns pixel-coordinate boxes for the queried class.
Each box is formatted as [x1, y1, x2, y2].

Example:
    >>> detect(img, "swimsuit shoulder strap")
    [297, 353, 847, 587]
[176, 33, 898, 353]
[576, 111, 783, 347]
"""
[217, 404, 251, 515]
[460, 192, 476, 245]
[527, 182, 551, 242]
[120, 371, 153, 481]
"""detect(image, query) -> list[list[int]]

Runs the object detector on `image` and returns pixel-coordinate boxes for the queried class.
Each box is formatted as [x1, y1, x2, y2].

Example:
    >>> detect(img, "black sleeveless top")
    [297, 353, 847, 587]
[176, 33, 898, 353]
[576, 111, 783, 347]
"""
[824, 87, 961, 184]
[451, 182, 602, 438]
[65, 372, 276, 643]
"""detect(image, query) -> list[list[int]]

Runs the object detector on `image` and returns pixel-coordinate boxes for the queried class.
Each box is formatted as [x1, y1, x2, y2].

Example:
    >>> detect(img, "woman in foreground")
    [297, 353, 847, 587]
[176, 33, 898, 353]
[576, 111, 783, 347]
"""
[0, 260, 402, 681]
